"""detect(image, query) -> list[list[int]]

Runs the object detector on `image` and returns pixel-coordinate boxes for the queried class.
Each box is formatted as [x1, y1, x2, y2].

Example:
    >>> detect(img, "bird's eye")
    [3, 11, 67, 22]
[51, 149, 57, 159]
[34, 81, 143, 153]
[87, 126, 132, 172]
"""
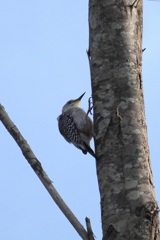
[67, 101, 71, 104]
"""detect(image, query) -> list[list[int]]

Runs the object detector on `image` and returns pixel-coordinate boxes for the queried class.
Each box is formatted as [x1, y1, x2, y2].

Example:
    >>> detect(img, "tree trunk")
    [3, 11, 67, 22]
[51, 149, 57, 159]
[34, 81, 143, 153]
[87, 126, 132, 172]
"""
[88, 1, 159, 239]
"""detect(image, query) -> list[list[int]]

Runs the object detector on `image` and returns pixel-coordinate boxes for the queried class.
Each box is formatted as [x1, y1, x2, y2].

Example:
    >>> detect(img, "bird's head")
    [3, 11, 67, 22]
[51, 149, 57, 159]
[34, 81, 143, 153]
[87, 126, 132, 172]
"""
[62, 92, 85, 113]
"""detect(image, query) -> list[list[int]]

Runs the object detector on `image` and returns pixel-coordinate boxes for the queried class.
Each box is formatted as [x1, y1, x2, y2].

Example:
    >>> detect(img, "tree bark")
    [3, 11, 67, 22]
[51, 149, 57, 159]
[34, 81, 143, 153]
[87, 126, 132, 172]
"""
[89, 0, 160, 239]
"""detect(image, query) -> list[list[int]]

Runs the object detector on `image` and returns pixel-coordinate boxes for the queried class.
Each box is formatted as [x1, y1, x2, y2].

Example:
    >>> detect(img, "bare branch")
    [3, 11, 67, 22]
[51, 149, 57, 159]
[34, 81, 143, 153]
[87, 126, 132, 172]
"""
[85, 217, 96, 240]
[0, 103, 91, 240]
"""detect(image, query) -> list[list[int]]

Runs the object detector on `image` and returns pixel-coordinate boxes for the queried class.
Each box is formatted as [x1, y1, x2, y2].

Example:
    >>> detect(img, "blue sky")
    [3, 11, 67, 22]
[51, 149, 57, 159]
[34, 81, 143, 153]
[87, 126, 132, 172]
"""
[0, 1, 160, 239]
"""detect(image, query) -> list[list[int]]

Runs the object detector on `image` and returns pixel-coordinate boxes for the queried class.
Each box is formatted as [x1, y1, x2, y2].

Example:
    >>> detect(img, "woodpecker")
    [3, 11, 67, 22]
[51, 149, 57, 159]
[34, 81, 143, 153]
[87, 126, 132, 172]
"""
[57, 92, 96, 158]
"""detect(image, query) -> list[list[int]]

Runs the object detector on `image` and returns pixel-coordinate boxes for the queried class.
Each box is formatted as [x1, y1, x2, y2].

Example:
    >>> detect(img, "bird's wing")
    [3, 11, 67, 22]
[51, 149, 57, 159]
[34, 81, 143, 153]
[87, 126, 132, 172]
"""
[58, 113, 96, 158]
[70, 108, 93, 140]
[58, 113, 82, 144]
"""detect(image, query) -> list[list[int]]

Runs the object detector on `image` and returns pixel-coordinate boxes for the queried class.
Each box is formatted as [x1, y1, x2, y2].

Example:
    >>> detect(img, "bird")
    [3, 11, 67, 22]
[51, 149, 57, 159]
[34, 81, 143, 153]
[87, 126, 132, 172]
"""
[57, 92, 96, 158]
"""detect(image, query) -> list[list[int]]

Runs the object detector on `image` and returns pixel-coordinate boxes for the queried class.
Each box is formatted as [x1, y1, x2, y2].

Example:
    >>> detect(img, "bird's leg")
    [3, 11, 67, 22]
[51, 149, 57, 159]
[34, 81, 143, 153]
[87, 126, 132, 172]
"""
[129, 0, 140, 9]
[87, 97, 93, 116]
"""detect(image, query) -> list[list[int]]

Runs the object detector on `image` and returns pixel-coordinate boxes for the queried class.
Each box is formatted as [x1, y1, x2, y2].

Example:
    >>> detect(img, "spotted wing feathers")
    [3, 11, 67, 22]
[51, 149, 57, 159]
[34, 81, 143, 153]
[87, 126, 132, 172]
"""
[58, 113, 96, 158]
[58, 113, 82, 145]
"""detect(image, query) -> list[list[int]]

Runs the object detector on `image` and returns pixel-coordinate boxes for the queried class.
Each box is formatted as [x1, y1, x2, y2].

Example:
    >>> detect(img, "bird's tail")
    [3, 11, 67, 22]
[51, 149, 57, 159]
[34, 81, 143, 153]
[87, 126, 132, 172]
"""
[83, 143, 96, 159]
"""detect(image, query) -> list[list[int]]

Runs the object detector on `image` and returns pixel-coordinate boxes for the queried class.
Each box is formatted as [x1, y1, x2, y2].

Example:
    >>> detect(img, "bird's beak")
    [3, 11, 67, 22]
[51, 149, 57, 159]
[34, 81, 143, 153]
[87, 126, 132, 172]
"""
[76, 92, 86, 101]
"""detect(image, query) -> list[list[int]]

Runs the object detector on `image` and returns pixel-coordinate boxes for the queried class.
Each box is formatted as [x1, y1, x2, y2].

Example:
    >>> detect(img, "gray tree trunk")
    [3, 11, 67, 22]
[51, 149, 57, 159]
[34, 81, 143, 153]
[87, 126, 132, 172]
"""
[88, 1, 160, 239]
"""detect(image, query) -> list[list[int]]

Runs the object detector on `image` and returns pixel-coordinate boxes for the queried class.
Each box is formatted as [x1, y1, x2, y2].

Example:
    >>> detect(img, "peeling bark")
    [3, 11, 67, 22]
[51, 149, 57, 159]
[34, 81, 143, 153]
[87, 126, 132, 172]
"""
[89, 0, 160, 239]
